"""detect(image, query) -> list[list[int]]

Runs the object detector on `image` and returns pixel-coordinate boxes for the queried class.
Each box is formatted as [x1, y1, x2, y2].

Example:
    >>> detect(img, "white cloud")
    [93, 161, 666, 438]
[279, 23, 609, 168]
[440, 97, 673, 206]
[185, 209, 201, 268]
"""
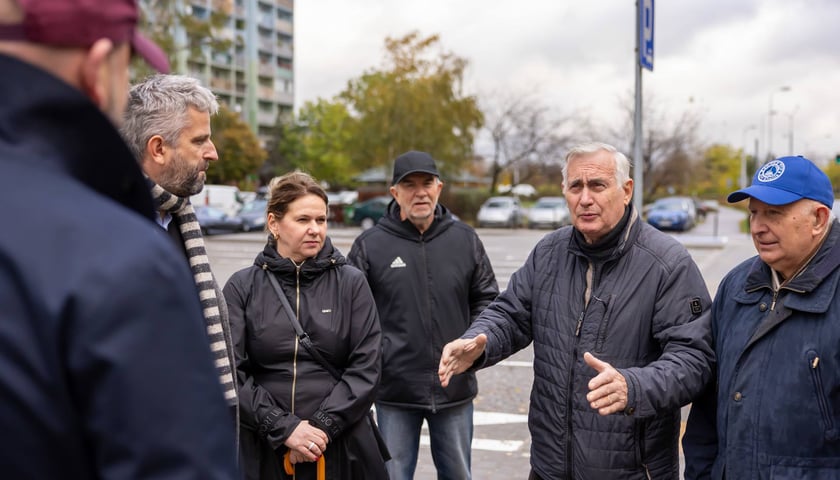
[295, 0, 840, 162]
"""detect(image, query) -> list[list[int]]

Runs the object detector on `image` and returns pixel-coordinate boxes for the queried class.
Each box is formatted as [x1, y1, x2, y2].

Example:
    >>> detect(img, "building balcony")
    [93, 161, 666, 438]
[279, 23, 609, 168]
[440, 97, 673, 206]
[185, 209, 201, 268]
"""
[275, 18, 293, 34]
[257, 111, 276, 126]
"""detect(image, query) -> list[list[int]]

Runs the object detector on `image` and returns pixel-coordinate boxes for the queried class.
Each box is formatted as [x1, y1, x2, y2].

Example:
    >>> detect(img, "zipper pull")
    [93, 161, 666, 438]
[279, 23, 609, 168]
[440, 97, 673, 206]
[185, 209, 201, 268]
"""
[812, 356, 820, 369]
[575, 311, 584, 337]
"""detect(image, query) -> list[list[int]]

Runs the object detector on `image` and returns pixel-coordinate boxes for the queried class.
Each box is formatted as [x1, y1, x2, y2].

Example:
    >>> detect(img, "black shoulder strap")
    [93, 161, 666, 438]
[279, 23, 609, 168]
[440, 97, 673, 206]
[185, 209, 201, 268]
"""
[264, 268, 343, 381]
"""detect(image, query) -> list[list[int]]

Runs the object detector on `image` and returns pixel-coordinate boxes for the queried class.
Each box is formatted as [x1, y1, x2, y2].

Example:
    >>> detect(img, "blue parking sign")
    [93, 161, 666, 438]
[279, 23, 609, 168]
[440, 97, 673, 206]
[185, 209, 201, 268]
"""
[639, 0, 654, 71]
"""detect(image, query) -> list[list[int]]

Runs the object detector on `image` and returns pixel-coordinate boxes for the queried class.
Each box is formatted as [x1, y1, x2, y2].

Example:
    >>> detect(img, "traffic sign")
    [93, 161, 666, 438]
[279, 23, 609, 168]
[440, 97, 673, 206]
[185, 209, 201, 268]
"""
[639, 0, 654, 71]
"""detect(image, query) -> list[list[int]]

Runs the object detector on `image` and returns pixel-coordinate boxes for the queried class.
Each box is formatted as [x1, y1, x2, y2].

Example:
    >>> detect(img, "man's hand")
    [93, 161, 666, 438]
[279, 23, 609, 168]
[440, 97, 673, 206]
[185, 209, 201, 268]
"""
[584, 352, 629, 416]
[438, 334, 487, 387]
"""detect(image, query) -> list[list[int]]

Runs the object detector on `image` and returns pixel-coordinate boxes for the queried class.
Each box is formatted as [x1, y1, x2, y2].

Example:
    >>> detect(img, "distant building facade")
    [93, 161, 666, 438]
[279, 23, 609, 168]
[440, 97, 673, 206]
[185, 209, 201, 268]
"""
[143, 0, 294, 145]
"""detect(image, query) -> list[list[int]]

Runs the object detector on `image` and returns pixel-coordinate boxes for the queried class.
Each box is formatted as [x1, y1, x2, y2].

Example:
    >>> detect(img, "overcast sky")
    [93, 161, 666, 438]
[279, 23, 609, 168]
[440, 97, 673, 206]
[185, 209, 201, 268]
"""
[295, 0, 839, 163]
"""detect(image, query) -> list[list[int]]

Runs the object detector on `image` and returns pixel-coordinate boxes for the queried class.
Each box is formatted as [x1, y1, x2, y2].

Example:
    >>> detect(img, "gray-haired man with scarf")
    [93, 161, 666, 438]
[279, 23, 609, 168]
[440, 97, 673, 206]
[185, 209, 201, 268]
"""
[121, 74, 238, 424]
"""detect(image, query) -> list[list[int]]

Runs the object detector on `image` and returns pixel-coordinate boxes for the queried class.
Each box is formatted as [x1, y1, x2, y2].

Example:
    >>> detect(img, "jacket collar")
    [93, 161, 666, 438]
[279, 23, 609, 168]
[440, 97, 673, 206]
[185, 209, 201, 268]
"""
[255, 236, 345, 283]
[0, 53, 155, 221]
[740, 219, 840, 311]
[378, 199, 454, 240]
[568, 205, 640, 262]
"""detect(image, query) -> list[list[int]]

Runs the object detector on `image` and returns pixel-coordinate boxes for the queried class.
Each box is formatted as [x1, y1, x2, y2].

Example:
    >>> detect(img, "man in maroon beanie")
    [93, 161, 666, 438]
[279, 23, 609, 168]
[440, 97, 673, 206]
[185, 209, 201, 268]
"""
[0, 1, 238, 478]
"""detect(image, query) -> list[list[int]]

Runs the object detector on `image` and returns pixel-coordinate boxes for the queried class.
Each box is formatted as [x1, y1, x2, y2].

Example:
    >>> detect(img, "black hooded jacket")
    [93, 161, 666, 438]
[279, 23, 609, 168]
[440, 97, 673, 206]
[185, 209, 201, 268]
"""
[224, 237, 384, 478]
[348, 201, 499, 410]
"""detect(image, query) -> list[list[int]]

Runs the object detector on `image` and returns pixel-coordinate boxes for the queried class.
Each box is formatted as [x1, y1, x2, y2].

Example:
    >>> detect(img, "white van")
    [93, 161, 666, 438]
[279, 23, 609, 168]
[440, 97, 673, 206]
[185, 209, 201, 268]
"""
[190, 185, 243, 217]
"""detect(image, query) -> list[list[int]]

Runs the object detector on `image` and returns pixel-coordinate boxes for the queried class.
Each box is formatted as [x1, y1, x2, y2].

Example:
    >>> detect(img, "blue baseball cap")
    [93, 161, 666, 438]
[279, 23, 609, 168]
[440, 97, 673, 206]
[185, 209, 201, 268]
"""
[727, 155, 834, 208]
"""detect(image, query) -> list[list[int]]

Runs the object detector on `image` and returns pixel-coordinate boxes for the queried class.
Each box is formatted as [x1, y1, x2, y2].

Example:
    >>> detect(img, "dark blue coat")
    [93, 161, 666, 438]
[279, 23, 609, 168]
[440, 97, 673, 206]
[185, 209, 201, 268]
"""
[465, 209, 713, 479]
[0, 54, 237, 478]
[683, 220, 840, 479]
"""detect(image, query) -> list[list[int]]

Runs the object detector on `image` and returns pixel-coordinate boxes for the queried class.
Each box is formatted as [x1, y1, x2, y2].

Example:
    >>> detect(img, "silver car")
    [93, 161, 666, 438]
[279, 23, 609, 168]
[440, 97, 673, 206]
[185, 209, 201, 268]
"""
[528, 196, 571, 229]
[477, 196, 524, 228]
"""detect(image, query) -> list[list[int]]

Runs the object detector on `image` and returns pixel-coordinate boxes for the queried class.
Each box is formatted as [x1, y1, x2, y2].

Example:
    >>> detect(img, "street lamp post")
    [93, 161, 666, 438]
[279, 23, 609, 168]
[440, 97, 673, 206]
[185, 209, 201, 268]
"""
[741, 125, 757, 189]
[767, 85, 791, 160]
[786, 105, 800, 155]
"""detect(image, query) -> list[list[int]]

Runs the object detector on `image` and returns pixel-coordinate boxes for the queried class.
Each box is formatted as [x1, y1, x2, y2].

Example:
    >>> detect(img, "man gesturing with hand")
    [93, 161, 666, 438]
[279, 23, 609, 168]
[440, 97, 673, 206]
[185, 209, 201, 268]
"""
[439, 142, 713, 480]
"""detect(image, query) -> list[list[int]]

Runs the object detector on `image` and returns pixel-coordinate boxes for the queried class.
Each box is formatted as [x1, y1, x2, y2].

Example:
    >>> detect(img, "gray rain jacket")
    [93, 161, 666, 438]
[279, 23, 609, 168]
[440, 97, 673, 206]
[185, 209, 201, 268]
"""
[464, 208, 714, 479]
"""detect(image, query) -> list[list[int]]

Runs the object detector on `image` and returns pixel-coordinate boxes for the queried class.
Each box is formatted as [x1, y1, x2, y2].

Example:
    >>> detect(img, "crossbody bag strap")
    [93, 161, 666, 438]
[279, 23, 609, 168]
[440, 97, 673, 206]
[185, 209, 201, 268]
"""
[264, 268, 343, 381]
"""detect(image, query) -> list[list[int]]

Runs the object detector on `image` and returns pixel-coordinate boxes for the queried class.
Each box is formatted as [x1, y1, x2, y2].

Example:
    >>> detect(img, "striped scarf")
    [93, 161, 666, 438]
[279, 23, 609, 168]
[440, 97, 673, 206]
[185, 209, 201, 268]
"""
[149, 182, 238, 407]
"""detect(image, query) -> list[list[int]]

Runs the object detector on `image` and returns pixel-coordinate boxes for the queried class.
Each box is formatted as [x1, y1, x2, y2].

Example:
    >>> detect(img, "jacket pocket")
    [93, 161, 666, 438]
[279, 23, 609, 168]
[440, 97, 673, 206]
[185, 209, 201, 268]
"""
[593, 294, 616, 352]
[806, 349, 838, 441]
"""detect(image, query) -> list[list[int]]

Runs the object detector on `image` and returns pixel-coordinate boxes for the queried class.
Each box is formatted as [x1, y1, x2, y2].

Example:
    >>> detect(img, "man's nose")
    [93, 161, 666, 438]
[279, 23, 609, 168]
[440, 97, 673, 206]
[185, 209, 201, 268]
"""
[206, 140, 219, 161]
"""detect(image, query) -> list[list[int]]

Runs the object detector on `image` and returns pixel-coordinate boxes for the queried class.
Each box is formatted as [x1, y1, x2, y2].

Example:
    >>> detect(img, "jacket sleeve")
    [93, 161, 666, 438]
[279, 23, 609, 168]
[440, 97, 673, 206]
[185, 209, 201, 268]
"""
[468, 231, 500, 321]
[683, 273, 727, 480]
[72, 240, 238, 479]
[463, 244, 538, 368]
[308, 269, 382, 441]
[618, 250, 715, 418]
[682, 379, 718, 479]
[223, 272, 302, 449]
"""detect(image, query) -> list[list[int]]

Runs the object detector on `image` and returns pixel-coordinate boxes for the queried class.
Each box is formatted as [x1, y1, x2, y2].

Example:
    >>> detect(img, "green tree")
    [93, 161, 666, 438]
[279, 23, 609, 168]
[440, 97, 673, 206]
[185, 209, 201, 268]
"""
[340, 31, 484, 176]
[208, 105, 266, 189]
[134, 0, 232, 80]
[824, 162, 840, 196]
[694, 144, 742, 198]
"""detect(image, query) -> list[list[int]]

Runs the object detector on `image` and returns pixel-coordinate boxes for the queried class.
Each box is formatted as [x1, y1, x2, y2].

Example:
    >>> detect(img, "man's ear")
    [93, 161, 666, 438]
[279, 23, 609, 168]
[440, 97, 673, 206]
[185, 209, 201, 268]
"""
[146, 135, 168, 166]
[814, 204, 831, 232]
[78, 38, 114, 109]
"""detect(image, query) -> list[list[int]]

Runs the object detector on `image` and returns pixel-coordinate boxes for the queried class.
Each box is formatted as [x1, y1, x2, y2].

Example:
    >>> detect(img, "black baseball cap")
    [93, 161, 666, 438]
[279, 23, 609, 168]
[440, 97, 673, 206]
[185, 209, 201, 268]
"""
[392, 151, 440, 185]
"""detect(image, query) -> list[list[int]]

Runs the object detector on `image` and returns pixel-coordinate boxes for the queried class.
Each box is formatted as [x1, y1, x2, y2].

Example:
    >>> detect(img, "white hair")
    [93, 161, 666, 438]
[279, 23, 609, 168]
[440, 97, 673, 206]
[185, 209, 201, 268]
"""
[121, 74, 219, 161]
[562, 142, 632, 189]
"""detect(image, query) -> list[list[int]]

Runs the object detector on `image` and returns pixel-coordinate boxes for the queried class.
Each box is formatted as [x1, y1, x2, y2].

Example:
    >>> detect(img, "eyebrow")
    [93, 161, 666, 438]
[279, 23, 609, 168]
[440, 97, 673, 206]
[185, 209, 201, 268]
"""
[568, 177, 609, 187]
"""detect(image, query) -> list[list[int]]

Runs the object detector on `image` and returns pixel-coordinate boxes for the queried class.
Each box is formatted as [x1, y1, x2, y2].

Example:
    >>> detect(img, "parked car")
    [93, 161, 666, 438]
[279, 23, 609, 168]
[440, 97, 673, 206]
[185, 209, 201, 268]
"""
[236, 198, 267, 232]
[194, 205, 244, 235]
[350, 195, 391, 230]
[645, 196, 697, 232]
[528, 196, 571, 229]
[477, 196, 524, 228]
[190, 184, 243, 217]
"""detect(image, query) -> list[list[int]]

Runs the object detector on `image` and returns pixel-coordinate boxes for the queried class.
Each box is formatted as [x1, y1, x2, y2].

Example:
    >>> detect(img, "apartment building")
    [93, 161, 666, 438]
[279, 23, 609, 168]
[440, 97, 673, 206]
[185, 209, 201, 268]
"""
[149, 0, 294, 145]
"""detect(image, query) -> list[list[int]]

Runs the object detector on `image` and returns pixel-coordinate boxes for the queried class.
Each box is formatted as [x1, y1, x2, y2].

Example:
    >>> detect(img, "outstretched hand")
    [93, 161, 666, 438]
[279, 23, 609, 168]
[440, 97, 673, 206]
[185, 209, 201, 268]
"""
[438, 334, 487, 387]
[583, 352, 629, 416]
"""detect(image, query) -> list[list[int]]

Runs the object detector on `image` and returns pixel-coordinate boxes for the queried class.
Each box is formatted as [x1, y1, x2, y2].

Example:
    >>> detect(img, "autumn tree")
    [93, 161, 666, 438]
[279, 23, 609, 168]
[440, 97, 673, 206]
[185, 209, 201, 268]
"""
[208, 105, 266, 189]
[481, 92, 574, 194]
[596, 93, 705, 201]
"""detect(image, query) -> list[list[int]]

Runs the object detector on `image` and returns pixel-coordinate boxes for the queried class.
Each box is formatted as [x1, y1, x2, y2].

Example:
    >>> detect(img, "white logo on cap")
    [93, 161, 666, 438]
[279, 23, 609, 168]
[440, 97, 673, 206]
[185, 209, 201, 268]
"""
[757, 160, 785, 183]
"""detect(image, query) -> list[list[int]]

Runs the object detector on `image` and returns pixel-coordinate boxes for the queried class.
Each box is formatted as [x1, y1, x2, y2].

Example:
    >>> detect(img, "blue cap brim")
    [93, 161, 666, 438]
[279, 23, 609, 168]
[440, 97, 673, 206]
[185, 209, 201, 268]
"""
[727, 185, 803, 205]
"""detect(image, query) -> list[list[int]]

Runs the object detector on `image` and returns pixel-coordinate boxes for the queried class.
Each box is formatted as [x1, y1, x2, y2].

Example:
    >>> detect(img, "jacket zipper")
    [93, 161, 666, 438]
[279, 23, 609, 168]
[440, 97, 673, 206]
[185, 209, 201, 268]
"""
[807, 350, 838, 439]
[290, 264, 302, 415]
[566, 309, 586, 479]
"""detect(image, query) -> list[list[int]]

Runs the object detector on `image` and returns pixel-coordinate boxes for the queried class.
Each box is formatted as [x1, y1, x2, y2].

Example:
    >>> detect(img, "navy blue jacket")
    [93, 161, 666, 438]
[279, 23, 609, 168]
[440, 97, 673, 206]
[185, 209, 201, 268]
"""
[0, 54, 237, 478]
[465, 209, 713, 479]
[683, 221, 840, 479]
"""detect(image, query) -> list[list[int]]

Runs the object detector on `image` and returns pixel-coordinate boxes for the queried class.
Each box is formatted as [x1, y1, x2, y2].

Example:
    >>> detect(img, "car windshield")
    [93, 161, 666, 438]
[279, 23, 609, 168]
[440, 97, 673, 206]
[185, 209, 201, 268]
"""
[486, 199, 513, 208]
[652, 199, 686, 211]
[240, 200, 267, 213]
[535, 199, 565, 208]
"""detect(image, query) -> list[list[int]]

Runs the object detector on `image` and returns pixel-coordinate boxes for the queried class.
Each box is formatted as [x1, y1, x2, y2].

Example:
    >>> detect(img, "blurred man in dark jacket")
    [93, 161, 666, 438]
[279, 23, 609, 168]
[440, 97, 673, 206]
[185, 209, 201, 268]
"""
[440, 142, 714, 479]
[348, 151, 499, 480]
[0, 0, 237, 478]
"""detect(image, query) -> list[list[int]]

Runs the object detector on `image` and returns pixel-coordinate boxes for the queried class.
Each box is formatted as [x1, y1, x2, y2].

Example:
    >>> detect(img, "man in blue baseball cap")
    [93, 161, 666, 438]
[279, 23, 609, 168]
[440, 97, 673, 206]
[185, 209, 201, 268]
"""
[683, 155, 840, 479]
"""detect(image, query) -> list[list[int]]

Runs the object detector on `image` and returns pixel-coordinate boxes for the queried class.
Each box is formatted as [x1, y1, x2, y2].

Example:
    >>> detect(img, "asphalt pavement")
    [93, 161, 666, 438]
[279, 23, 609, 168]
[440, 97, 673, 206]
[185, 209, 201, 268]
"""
[204, 205, 757, 480]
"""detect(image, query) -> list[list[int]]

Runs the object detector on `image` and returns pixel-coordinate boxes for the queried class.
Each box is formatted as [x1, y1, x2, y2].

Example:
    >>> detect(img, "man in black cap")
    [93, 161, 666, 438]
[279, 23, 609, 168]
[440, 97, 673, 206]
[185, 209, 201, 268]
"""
[683, 155, 840, 479]
[0, 0, 237, 477]
[348, 151, 499, 480]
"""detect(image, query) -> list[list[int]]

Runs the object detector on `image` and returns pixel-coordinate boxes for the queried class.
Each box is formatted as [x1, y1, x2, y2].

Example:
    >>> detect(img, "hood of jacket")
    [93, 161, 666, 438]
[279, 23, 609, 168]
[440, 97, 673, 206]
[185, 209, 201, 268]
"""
[254, 235, 346, 287]
[376, 199, 456, 241]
